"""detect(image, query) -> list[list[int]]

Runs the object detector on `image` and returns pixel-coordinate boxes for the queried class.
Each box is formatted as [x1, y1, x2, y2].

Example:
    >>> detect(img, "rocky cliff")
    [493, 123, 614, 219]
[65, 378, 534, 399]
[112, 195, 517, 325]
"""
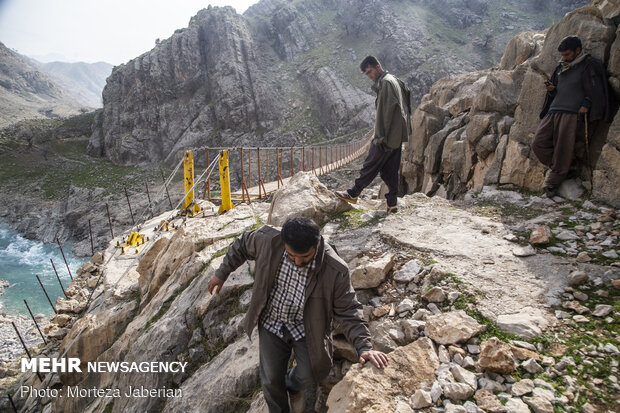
[401, 1, 620, 206]
[88, 0, 585, 165]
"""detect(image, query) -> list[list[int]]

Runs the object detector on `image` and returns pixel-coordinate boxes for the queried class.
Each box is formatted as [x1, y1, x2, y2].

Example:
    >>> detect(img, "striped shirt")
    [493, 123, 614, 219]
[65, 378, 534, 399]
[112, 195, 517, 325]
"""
[259, 250, 316, 341]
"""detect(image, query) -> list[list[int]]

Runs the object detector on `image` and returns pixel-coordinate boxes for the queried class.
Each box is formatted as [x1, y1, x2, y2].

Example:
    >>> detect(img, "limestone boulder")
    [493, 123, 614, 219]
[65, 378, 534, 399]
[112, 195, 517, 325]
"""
[478, 337, 517, 374]
[499, 138, 545, 190]
[471, 69, 525, 115]
[326, 337, 440, 413]
[593, 123, 620, 208]
[268, 172, 351, 226]
[496, 307, 550, 338]
[350, 253, 394, 289]
[499, 31, 544, 70]
[424, 311, 486, 345]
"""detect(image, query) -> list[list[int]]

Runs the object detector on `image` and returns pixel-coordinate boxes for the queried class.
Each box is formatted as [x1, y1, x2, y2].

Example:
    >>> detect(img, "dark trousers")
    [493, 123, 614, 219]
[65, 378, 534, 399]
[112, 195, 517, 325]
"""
[531, 112, 581, 187]
[259, 326, 315, 413]
[348, 143, 402, 207]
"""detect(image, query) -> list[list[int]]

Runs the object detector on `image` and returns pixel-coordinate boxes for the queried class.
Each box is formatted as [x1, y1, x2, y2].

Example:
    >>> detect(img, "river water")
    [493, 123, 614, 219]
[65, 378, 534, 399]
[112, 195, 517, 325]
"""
[0, 225, 84, 316]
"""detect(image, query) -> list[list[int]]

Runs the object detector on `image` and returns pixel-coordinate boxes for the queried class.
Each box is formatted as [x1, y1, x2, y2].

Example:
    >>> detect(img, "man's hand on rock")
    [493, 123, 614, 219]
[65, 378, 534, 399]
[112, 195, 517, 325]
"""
[208, 275, 224, 295]
[360, 350, 389, 369]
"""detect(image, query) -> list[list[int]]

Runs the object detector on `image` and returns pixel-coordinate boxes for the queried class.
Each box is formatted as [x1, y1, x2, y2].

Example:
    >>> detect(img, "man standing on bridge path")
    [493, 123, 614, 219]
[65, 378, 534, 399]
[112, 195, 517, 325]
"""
[335, 55, 412, 213]
[208, 217, 388, 413]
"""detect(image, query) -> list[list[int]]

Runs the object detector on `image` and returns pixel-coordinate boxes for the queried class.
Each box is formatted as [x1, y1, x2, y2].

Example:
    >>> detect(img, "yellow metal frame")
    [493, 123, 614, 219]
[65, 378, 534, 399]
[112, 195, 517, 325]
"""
[181, 150, 201, 217]
[218, 150, 235, 214]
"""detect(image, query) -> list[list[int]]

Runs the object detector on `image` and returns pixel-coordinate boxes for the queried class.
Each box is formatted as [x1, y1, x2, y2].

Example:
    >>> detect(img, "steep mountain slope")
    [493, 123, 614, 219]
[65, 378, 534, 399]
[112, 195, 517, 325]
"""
[41, 61, 113, 108]
[89, 0, 587, 165]
[0, 42, 85, 127]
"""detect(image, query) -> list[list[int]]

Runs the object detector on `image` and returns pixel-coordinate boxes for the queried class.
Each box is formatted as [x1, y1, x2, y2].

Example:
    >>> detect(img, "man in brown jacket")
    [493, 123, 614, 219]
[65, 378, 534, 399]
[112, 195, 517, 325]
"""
[208, 217, 388, 413]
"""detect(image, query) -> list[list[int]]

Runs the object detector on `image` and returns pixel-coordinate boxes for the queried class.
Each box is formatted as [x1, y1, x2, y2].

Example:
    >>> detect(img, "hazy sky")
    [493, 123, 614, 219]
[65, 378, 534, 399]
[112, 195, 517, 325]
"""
[0, 0, 259, 65]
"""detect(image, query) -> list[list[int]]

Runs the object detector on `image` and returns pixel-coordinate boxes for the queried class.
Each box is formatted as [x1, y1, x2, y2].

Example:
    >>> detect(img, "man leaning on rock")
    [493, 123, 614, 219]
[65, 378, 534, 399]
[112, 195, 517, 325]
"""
[531, 35, 610, 198]
[335, 55, 412, 213]
[208, 216, 388, 413]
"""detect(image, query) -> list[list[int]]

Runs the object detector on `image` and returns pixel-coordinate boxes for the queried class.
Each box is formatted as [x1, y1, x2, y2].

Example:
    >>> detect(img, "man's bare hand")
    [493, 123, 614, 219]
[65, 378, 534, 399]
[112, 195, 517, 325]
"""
[578, 106, 589, 115]
[544, 81, 555, 92]
[360, 350, 389, 369]
[208, 275, 224, 295]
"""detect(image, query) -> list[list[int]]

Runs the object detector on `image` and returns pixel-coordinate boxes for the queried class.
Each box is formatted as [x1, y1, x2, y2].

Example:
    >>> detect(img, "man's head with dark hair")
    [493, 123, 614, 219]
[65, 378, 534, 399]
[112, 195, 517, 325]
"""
[558, 36, 582, 52]
[557, 36, 582, 63]
[360, 55, 384, 82]
[281, 217, 321, 266]
[360, 55, 381, 72]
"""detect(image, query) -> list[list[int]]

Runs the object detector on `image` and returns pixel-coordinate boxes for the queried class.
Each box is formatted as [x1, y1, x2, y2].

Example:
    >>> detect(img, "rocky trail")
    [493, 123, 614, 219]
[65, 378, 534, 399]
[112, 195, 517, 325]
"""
[0, 170, 617, 413]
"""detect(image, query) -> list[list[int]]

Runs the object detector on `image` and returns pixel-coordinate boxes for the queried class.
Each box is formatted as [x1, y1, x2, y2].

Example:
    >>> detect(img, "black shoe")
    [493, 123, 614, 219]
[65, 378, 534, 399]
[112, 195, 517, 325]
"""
[335, 190, 358, 204]
[544, 186, 558, 198]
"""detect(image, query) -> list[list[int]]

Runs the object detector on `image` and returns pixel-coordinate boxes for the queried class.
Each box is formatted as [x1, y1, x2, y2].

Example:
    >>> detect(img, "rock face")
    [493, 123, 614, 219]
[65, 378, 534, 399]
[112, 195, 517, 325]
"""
[87, 0, 586, 166]
[401, 2, 619, 206]
[326, 337, 440, 412]
[267, 171, 351, 226]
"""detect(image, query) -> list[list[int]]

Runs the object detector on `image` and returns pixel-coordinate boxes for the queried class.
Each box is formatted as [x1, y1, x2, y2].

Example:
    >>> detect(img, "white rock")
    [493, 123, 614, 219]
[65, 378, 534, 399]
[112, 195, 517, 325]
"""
[505, 397, 531, 413]
[556, 230, 580, 241]
[396, 298, 415, 313]
[496, 307, 548, 338]
[410, 389, 433, 409]
[532, 387, 555, 402]
[427, 303, 441, 314]
[350, 253, 394, 289]
[511, 340, 536, 351]
[567, 271, 588, 285]
[555, 310, 571, 319]
[602, 250, 619, 259]
[604, 343, 620, 355]
[442, 382, 475, 400]
[592, 304, 613, 317]
[439, 345, 451, 363]
[430, 381, 443, 402]
[412, 308, 431, 320]
[467, 344, 481, 354]
[573, 315, 589, 323]
[394, 260, 422, 283]
[511, 379, 534, 396]
[394, 400, 415, 413]
[533, 379, 554, 391]
[512, 245, 536, 257]
[522, 358, 543, 374]
[462, 356, 476, 369]
[450, 364, 478, 390]
[445, 403, 468, 413]
[463, 401, 479, 413]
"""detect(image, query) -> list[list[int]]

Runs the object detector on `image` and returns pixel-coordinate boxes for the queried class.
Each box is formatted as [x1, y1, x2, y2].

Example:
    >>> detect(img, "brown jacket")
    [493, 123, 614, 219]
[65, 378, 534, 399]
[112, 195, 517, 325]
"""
[214, 225, 372, 381]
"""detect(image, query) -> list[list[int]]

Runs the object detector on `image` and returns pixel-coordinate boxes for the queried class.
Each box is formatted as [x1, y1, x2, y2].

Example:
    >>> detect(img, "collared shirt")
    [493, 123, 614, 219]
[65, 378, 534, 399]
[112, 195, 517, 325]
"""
[259, 250, 316, 341]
